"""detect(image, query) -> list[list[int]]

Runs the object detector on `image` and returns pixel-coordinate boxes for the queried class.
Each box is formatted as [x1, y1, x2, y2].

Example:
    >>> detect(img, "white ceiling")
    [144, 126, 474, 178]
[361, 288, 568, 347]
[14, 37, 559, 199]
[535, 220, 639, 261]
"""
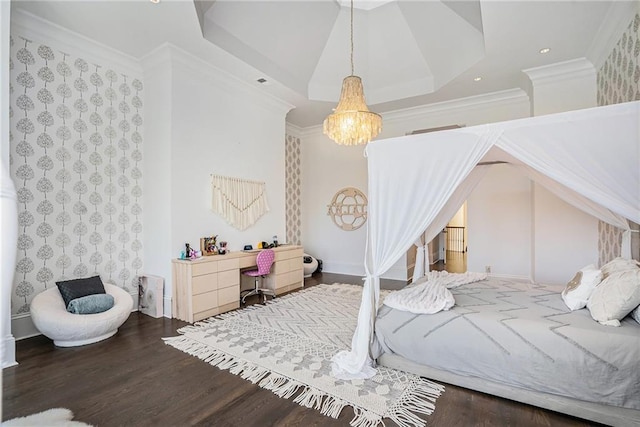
[12, 0, 626, 127]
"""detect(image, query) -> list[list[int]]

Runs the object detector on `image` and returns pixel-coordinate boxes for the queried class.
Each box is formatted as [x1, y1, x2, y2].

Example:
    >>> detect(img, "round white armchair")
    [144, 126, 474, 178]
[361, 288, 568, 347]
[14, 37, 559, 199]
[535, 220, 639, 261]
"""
[30, 283, 133, 347]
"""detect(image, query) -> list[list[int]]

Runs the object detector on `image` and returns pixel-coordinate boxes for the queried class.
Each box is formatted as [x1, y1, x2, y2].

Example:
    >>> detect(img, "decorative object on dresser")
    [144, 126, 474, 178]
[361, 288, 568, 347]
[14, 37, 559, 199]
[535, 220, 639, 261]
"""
[171, 245, 303, 323]
[164, 284, 442, 427]
[211, 174, 270, 230]
[201, 235, 219, 256]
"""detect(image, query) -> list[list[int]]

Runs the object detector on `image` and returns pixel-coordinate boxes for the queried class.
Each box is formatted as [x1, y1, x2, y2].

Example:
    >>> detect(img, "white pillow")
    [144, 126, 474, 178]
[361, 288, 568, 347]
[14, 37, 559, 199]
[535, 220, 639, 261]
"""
[561, 264, 602, 311]
[587, 268, 640, 326]
[601, 257, 640, 279]
[630, 305, 640, 324]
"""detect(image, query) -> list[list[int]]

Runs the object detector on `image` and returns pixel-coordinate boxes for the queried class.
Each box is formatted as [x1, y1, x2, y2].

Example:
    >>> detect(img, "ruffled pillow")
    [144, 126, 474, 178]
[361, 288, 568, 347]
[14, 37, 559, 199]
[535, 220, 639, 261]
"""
[601, 257, 640, 279]
[561, 264, 602, 311]
[587, 268, 640, 326]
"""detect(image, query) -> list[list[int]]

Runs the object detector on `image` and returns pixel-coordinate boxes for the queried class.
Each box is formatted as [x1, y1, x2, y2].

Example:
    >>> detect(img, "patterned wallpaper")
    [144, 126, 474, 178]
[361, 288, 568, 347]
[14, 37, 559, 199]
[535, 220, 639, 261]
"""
[9, 33, 144, 315]
[285, 134, 301, 245]
[596, 12, 640, 265]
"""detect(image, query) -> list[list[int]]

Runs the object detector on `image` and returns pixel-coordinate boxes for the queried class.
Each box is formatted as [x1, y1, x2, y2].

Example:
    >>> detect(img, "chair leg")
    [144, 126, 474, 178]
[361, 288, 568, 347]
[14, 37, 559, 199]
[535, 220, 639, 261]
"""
[257, 275, 275, 304]
[241, 277, 261, 305]
[241, 288, 260, 305]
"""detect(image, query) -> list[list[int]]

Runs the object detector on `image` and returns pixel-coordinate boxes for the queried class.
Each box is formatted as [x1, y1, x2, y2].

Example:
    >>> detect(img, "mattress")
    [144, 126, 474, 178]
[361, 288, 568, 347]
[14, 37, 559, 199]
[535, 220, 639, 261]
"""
[374, 277, 640, 410]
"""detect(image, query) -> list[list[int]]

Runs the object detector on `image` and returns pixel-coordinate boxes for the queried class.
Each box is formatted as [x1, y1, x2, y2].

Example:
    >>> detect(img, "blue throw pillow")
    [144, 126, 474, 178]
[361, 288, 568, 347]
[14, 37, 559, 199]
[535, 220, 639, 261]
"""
[67, 294, 115, 314]
[56, 276, 106, 308]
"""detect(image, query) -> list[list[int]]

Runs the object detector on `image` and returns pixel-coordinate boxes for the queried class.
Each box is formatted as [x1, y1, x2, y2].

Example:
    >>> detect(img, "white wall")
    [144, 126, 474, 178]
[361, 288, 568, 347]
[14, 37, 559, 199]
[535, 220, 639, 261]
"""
[170, 56, 288, 255]
[142, 48, 173, 315]
[300, 136, 369, 276]
[533, 184, 599, 283]
[300, 89, 531, 280]
[467, 165, 532, 279]
[141, 46, 292, 314]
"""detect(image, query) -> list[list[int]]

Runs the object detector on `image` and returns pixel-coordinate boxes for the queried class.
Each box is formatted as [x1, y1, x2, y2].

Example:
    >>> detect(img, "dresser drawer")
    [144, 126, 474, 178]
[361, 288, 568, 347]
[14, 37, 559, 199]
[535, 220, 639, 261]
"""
[194, 307, 219, 322]
[272, 260, 290, 275]
[288, 269, 303, 286]
[273, 272, 291, 290]
[275, 249, 298, 262]
[218, 258, 239, 272]
[192, 261, 218, 276]
[192, 273, 218, 295]
[193, 290, 218, 313]
[288, 257, 302, 271]
[218, 269, 240, 287]
[239, 254, 257, 268]
[219, 284, 240, 306]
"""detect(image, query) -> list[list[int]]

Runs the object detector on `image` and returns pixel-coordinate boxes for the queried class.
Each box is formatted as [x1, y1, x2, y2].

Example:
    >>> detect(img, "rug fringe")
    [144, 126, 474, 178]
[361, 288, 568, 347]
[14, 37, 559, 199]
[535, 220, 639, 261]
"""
[384, 378, 445, 427]
[351, 407, 383, 427]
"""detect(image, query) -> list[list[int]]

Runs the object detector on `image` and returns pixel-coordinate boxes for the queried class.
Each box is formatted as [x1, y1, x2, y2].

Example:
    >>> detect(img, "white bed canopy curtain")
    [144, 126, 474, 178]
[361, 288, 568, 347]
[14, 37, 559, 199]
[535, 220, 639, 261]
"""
[331, 101, 640, 379]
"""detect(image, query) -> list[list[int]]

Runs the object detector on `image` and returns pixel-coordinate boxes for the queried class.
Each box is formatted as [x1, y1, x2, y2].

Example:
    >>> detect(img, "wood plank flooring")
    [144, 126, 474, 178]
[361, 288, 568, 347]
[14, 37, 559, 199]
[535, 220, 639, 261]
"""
[3, 272, 600, 426]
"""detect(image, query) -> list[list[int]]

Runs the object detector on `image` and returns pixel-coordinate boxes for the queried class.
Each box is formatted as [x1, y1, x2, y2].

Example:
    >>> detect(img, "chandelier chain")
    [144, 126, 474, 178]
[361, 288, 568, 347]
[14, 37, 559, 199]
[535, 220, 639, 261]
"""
[350, 0, 354, 76]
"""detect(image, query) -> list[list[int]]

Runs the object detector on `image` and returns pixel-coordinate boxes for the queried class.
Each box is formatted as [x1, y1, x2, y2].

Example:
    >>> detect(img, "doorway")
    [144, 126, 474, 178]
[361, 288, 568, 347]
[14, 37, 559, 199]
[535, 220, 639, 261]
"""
[432, 202, 467, 273]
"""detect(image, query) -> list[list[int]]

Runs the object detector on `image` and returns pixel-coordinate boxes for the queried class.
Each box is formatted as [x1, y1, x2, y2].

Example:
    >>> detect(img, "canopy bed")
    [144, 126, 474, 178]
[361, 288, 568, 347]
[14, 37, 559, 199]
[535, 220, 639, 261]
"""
[330, 101, 640, 426]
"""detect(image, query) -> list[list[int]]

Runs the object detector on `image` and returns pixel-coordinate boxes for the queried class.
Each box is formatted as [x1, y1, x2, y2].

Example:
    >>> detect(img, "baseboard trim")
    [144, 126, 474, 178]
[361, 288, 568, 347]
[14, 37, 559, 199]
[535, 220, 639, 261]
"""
[321, 261, 406, 281]
[12, 313, 40, 341]
[486, 273, 533, 282]
[2, 335, 17, 368]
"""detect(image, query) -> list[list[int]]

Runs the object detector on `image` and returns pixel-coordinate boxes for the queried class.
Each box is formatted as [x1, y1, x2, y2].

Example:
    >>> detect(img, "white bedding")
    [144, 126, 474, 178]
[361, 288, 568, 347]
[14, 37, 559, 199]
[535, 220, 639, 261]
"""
[382, 271, 486, 314]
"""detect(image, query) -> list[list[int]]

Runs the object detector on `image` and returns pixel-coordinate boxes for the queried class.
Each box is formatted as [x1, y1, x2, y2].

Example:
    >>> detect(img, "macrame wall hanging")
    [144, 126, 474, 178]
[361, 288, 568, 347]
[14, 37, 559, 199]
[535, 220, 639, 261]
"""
[211, 175, 270, 230]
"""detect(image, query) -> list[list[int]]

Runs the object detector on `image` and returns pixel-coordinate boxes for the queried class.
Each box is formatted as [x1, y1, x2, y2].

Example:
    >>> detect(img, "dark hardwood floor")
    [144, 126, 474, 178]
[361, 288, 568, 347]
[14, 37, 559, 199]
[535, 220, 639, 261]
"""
[3, 272, 599, 426]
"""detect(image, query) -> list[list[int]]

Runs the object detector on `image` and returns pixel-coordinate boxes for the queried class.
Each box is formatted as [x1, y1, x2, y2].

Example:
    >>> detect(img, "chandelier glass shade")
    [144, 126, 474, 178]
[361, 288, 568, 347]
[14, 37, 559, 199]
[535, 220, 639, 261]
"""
[323, 76, 382, 145]
[323, 0, 382, 145]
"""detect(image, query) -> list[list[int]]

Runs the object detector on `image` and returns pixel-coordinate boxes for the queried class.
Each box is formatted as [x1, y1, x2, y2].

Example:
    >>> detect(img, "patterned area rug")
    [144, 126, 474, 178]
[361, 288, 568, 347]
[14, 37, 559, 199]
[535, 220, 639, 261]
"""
[164, 284, 444, 427]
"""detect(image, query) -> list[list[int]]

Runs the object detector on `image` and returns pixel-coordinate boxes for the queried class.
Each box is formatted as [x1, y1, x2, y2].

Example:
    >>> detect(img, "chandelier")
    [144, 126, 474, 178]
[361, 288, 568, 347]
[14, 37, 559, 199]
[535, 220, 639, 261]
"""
[323, 0, 382, 145]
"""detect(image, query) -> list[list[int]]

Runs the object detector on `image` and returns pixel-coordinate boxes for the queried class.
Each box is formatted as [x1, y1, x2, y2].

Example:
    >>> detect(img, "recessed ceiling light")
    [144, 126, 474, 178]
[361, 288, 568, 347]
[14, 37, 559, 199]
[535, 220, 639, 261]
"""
[473, 77, 482, 82]
[539, 48, 551, 54]
[150, 0, 160, 3]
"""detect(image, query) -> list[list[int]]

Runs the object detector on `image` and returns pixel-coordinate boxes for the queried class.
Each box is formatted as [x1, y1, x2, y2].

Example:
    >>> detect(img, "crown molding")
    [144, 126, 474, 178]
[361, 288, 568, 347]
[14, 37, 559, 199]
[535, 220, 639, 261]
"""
[285, 123, 304, 138]
[141, 42, 295, 115]
[296, 88, 529, 137]
[382, 88, 528, 124]
[140, 43, 173, 73]
[11, 8, 142, 78]
[587, 2, 639, 71]
[522, 58, 596, 87]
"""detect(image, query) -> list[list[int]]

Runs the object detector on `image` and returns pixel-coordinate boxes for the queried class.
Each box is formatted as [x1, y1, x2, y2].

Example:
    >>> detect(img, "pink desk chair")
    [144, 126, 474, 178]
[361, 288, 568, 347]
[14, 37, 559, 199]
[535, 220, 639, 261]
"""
[241, 249, 276, 304]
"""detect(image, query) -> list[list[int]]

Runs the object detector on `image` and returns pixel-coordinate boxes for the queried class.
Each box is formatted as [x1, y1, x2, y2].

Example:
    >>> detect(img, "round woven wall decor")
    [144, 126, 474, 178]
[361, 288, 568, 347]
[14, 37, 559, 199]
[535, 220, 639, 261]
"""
[327, 187, 368, 231]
